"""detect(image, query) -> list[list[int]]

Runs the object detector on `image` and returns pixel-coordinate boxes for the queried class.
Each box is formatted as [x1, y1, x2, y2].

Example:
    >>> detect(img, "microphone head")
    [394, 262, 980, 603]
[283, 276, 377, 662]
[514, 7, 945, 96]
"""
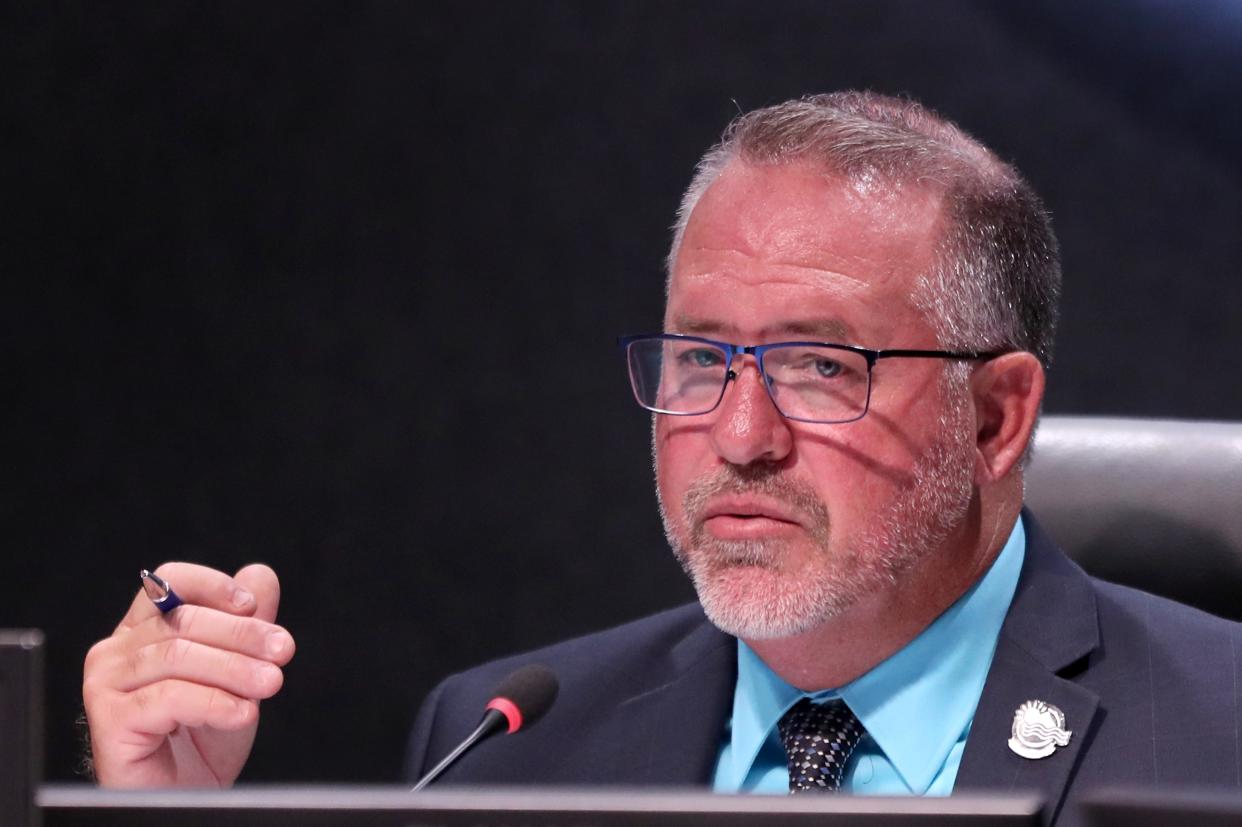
[485, 663, 559, 734]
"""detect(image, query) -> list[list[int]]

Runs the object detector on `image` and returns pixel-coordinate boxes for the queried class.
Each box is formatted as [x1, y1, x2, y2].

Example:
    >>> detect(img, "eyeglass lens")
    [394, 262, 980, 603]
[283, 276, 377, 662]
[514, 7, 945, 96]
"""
[626, 338, 871, 423]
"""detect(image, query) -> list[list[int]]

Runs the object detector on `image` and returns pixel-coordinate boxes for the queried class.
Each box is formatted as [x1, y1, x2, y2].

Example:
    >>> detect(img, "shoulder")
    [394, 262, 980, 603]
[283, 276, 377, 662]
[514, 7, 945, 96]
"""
[1067, 570, 1242, 757]
[403, 602, 731, 778]
[1017, 511, 1242, 656]
[435, 602, 722, 697]
[1008, 512, 1239, 706]
[1090, 575, 1242, 659]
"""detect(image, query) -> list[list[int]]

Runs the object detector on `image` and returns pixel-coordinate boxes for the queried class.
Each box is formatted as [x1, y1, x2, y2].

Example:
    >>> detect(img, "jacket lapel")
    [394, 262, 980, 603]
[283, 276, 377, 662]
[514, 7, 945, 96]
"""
[956, 512, 1101, 825]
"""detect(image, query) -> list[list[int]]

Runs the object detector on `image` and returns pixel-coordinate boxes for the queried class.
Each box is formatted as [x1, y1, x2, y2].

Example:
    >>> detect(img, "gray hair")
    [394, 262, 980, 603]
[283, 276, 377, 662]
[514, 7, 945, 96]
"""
[667, 91, 1061, 369]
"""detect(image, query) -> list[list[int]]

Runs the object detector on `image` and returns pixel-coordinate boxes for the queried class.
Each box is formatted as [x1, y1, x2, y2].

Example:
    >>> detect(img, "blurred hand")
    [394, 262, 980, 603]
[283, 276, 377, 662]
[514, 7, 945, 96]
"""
[82, 563, 295, 787]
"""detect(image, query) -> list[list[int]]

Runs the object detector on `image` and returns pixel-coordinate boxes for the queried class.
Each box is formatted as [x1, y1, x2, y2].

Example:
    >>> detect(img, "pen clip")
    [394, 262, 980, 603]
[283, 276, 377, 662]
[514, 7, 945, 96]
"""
[139, 569, 182, 612]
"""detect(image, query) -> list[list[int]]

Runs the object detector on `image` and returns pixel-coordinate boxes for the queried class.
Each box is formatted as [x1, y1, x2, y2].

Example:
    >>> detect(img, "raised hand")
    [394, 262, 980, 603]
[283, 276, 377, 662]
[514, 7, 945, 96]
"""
[82, 563, 294, 787]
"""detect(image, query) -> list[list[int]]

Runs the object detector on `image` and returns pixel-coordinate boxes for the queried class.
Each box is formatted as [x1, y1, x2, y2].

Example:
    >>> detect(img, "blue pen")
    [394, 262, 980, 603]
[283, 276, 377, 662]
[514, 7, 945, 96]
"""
[140, 569, 184, 613]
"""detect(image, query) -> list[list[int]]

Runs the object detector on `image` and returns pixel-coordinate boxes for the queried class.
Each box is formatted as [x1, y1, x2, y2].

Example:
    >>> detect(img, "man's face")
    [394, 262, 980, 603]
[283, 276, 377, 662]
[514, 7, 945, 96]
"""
[656, 160, 979, 641]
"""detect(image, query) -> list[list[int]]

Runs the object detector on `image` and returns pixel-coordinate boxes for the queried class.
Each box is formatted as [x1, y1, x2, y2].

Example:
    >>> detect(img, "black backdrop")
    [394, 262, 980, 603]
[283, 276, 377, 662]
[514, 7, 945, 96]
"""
[6, 1, 1242, 783]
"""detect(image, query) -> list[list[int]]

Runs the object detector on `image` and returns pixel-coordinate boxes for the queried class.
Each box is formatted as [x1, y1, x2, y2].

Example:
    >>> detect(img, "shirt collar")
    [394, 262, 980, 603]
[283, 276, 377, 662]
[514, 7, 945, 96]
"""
[725, 515, 1026, 793]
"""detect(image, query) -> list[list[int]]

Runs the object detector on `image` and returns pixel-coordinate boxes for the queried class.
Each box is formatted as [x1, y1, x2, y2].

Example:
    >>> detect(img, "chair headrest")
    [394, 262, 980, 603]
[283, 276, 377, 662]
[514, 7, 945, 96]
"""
[1026, 416, 1242, 620]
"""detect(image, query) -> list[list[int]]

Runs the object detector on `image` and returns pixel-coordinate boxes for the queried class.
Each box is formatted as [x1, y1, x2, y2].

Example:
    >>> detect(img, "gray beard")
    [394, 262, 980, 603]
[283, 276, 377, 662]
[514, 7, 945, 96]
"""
[655, 393, 975, 640]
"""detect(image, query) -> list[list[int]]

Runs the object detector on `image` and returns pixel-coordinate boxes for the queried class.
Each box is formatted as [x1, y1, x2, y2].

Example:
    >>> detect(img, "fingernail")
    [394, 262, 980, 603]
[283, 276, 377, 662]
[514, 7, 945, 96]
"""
[256, 662, 280, 686]
[266, 631, 291, 658]
[232, 587, 255, 609]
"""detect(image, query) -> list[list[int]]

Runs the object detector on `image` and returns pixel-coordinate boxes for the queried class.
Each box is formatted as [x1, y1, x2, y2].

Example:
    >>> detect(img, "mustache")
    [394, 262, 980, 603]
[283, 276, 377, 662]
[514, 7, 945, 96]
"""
[683, 465, 831, 537]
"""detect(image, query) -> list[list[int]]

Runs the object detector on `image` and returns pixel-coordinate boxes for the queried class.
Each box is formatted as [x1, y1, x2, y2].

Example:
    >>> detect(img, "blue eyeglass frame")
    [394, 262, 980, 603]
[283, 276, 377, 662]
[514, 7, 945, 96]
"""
[617, 332, 1007, 424]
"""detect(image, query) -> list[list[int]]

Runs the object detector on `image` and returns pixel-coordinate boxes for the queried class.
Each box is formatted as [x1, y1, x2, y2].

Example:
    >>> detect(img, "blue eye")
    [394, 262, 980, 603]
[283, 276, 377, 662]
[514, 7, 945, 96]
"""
[682, 348, 724, 368]
[815, 359, 843, 378]
[765, 349, 856, 383]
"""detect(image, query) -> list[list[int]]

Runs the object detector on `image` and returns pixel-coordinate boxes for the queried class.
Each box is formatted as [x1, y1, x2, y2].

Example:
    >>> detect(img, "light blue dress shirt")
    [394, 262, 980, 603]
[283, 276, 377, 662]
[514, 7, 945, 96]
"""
[712, 516, 1026, 796]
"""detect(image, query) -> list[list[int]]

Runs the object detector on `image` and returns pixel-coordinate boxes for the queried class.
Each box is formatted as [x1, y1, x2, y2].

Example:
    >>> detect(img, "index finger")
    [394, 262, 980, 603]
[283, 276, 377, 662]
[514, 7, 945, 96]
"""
[116, 562, 258, 633]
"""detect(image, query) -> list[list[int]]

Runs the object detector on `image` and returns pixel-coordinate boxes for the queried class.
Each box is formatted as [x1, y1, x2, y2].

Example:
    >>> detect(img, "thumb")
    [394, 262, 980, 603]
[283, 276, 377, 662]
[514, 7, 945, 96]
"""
[234, 563, 281, 624]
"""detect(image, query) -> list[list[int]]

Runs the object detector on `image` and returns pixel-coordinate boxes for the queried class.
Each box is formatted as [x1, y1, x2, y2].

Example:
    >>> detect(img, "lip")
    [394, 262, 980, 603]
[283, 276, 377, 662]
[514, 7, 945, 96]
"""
[698, 495, 804, 540]
[701, 495, 803, 524]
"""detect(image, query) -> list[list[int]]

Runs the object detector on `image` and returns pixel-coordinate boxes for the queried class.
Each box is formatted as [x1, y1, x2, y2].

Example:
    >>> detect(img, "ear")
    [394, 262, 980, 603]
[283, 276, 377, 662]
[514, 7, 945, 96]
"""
[970, 352, 1045, 485]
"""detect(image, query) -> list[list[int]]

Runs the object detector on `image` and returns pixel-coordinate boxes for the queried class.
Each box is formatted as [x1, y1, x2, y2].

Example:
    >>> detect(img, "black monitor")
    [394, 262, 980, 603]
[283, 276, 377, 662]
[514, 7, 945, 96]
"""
[1, 630, 44, 827]
[1081, 786, 1242, 827]
[39, 785, 1043, 827]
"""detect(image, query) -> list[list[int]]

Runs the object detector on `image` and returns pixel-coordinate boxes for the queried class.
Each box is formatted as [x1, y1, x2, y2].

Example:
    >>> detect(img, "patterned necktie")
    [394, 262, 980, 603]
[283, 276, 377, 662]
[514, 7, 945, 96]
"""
[777, 697, 866, 793]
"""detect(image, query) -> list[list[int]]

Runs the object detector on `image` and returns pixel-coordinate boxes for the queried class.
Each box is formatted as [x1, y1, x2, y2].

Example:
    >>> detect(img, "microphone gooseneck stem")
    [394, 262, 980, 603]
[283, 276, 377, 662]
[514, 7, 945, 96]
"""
[411, 708, 506, 791]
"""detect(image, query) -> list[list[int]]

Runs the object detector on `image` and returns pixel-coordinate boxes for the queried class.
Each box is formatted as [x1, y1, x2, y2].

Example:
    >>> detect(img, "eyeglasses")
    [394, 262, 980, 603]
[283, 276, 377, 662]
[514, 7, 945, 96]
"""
[618, 333, 1005, 424]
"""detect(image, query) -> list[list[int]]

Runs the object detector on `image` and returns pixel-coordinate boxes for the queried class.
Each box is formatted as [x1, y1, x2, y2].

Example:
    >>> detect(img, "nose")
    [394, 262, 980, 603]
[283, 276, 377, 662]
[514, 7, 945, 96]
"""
[707, 357, 794, 466]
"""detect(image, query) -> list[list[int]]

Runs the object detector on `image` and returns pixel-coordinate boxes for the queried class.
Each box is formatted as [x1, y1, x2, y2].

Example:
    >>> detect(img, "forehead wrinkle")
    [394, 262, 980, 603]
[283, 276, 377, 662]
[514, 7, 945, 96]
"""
[675, 257, 871, 292]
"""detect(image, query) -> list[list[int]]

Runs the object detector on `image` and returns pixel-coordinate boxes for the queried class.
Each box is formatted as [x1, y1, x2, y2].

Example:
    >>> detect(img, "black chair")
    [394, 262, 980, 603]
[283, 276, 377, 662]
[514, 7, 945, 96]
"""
[1026, 416, 1242, 620]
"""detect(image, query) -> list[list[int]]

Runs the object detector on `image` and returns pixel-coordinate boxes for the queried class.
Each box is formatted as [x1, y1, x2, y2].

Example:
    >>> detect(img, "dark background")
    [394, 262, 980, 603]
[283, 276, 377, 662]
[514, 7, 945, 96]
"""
[5, 1, 1241, 783]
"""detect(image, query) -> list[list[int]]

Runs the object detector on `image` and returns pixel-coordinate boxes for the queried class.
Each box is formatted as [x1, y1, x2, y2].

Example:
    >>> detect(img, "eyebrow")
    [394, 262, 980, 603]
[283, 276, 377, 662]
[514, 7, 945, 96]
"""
[671, 315, 855, 343]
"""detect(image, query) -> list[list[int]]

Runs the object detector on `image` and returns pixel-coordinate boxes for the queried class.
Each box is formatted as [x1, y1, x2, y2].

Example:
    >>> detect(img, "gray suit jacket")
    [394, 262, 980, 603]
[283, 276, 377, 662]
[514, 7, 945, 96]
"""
[406, 515, 1242, 826]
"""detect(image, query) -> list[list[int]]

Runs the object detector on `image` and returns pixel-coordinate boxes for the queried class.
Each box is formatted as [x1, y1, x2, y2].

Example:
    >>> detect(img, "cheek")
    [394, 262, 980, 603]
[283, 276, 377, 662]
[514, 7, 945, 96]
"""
[796, 429, 919, 517]
[654, 423, 706, 514]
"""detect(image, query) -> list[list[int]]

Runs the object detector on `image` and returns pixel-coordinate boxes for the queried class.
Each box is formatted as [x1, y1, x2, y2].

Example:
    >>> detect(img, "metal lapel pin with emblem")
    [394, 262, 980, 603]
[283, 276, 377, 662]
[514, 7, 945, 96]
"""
[1008, 700, 1072, 759]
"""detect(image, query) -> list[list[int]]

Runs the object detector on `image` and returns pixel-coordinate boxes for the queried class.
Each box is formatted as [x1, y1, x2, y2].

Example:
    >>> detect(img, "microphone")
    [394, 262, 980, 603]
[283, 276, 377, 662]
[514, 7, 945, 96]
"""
[411, 663, 559, 791]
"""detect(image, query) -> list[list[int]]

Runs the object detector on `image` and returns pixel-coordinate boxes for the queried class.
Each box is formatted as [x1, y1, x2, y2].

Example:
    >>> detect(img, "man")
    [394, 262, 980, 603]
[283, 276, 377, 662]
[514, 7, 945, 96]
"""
[83, 92, 1242, 825]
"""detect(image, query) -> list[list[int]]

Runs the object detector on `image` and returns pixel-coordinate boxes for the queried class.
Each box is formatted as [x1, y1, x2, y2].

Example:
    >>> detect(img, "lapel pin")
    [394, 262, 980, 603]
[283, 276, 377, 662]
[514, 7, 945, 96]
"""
[1008, 699, 1072, 759]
